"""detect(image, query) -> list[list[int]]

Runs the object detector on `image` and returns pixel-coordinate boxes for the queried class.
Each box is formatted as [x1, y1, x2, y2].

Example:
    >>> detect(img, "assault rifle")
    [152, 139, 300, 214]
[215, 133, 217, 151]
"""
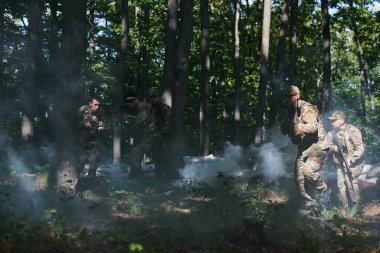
[331, 130, 354, 183]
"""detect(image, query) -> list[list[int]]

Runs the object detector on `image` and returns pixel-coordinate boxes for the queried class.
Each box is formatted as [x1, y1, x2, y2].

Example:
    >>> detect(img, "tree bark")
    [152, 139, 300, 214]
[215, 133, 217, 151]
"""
[254, 0, 271, 145]
[113, 0, 129, 164]
[321, 0, 332, 112]
[233, 0, 242, 145]
[50, 0, 87, 195]
[200, 0, 210, 156]
[288, 0, 298, 85]
[269, 0, 289, 127]
[142, 7, 150, 100]
[133, 4, 142, 96]
[162, 0, 178, 107]
[169, 0, 194, 170]
[88, 0, 96, 60]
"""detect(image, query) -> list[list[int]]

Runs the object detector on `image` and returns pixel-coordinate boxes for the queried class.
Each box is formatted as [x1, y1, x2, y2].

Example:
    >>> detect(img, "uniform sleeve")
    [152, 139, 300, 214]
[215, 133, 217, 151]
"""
[348, 126, 365, 166]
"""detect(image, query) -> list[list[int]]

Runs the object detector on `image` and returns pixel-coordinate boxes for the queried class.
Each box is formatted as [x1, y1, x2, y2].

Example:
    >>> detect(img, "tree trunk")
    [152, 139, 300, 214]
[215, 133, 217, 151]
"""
[142, 7, 150, 100]
[233, 0, 242, 145]
[162, 0, 178, 107]
[269, 0, 289, 127]
[288, 0, 298, 85]
[88, 0, 96, 60]
[321, 0, 332, 112]
[50, 0, 87, 195]
[113, 0, 129, 165]
[169, 0, 194, 170]
[48, 0, 59, 59]
[254, 0, 271, 145]
[133, 4, 142, 96]
[350, 4, 375, 114]
[20, 0, 42, 167]
[0, 1, 4, 118]
[200, 0, 210, 156]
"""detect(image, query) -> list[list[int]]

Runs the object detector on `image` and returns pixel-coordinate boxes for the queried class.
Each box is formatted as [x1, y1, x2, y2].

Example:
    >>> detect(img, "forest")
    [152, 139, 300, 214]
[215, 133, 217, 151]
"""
[0, 0, 380, 252]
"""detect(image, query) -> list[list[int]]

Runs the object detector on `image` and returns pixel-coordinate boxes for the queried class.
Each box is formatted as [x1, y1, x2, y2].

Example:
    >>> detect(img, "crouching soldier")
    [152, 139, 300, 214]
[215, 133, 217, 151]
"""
[78, 97, 106, 178]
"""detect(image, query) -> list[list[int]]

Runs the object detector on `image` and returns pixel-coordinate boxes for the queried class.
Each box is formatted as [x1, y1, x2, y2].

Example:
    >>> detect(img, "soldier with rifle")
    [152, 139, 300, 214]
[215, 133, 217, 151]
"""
[78, 97, 106, 178]
[281, 85, 326, 206]
[328, 111, 364, 209]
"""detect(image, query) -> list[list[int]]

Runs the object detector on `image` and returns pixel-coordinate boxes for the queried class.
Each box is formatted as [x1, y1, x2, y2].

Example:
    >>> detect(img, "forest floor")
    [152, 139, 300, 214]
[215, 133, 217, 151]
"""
[1, 165, 380, 253]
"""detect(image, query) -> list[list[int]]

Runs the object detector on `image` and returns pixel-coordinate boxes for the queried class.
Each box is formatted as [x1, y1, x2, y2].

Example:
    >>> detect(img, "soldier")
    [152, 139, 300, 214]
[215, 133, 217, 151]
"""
[328, 111, 364, 209]
[124, 90, 156, 178]
[281, 85, 326, 205]
[78, 97, 106, 178]
[149, 89, 172, 177]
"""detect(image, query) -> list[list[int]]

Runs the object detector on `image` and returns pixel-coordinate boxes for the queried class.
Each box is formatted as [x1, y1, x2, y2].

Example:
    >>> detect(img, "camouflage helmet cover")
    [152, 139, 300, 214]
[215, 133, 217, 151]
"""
[328, 111, 346, 121]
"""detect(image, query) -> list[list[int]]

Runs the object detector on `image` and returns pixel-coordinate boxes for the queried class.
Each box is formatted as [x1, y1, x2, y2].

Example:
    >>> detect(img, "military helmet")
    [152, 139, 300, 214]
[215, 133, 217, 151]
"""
[328, 111, 346, 121]
[149, 89, 161, 97]
[283, 85, 300, 96]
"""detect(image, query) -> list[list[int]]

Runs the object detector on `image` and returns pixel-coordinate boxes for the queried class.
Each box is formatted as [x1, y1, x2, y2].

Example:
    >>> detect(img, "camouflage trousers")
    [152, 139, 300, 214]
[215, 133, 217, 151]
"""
[336, 165, 361, 208]
[296, 155, 327, 203]
[79, 142, 100, 177]
[128, 134, 154, 177]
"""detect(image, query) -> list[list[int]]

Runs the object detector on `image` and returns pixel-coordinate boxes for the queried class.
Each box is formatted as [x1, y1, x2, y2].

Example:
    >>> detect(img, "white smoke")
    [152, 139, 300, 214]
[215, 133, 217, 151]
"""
[174, 142, 247, 187]
[251, 142, 287, 181]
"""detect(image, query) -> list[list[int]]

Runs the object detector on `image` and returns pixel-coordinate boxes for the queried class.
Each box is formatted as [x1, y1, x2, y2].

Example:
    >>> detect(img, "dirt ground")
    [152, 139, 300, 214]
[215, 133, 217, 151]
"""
[1, 169, 380, 253]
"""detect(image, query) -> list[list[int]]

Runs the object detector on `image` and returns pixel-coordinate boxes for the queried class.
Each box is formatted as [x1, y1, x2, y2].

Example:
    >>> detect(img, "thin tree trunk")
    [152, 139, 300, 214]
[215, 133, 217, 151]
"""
[321, 0, 332, 112]
[169, 0, 194, 170]
[88, 0, 95, 60]
[113, 0, 129, 164]
[50, 0, 87, 194]
[200, 0, 210, 156]
[162, 0, 178, 107]
[254, 0, 271, 145]
[0, 1, 4, 115]
[142, 7, 150, 100]
[288, 0, 298, 85]
[133, 5, 142, 95]
[269, 0, 289, 127]
[233, 0, 242, 145]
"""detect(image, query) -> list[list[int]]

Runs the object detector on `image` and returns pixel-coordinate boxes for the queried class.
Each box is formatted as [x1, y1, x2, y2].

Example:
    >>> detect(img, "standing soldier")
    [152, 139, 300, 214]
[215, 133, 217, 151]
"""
[328, 111, 364, 209]
[281, 85, 325, 205]
[124, 90, 156, 178]
[149, 89, 172, 177]
[78, 97, 106, 178]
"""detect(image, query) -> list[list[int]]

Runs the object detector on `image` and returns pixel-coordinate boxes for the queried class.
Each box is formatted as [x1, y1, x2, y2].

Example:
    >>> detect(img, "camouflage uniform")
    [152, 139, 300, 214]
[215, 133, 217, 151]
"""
[125, 101, 156, 177]
[151, 101, 171, 177]
[331, 122, 364, 208]
[281, 95, 325, 203]
[297, 134, 331, 202]
[78, 105, 106, 177]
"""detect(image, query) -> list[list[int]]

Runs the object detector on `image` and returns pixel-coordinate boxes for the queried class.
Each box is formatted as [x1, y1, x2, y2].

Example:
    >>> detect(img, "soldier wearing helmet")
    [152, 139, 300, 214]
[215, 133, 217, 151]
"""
[281, 85, 326, 206]
[328, 111, 364, 209]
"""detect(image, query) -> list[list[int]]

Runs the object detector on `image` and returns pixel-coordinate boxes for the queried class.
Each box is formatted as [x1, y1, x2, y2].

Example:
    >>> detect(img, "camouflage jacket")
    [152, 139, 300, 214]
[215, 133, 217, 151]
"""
[281, 100, 325, 152]
[78, 105, 106, 145]
[124, 101, 156, 137]
[152, 101, 171, 137]
[332, 123, 365, 170]
[301, 133, 332, 164]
